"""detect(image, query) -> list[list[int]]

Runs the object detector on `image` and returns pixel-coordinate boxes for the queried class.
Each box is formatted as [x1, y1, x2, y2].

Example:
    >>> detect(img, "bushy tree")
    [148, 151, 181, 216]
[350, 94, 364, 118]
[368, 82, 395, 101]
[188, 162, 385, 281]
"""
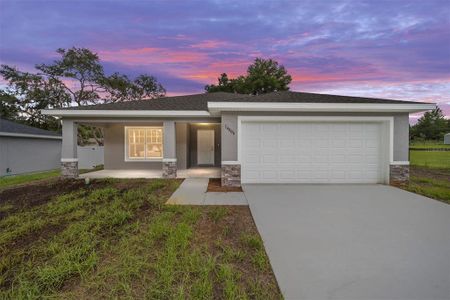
[410, 107, 449, 141]
[1, 47, 166, 143]
[205, 58, 292, 95]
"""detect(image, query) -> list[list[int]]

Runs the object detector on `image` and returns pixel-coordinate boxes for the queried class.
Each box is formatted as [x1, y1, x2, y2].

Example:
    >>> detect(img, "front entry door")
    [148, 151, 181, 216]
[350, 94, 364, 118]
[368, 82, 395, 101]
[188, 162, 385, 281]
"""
[197, 129, 215, 165]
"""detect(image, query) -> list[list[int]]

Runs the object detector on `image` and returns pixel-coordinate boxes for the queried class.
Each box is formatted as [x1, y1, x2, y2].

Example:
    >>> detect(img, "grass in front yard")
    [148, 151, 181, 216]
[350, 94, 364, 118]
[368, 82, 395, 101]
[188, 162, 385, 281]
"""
[0, 169, 60, 189]
[409, 151, 450, 169]
[410, 140, 450, 149]
[0, 165, 104, 190]
[0, 178, 281, 299]
[403, 166, 450, 205]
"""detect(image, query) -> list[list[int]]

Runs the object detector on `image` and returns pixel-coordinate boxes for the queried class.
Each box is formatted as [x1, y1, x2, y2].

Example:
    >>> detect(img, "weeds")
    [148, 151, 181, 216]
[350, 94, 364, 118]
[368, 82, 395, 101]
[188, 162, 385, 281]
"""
[208, 206, 229, 223]
[0, 179, 281, 299]
[241, 233, 264, 250]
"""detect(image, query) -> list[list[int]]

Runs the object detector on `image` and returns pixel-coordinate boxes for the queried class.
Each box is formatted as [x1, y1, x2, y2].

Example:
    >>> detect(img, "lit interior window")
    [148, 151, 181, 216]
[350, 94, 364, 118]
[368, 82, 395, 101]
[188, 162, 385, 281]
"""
[126, 127, 163, 160]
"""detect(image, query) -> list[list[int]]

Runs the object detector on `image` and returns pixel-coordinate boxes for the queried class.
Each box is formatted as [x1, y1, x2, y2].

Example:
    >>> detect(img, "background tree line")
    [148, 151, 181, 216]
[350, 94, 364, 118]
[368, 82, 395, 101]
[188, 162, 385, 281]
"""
[0, 47, 166, 145]
[1, 48, 448, 144]
[410, 107, 449, 141]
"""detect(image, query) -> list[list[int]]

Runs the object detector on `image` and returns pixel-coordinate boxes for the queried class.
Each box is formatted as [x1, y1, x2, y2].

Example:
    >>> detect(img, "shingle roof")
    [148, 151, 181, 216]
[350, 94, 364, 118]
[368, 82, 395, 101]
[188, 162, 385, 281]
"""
[58, 91, 429, 111]
[0, 118, 61, 137]
[226, 91, 428, 104]
[64, 92, 252, 111]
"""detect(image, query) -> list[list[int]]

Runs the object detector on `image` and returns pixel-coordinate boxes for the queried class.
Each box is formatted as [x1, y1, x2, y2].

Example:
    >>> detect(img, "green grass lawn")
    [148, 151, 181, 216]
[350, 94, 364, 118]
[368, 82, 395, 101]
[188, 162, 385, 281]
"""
[0, 165, 103, 190]
[410, 141, 450, 149]
[0, 179, 281, 299]
[409, 151, 450, 169]
[0, 169, 60, 189]
[403, 166, 450, 205]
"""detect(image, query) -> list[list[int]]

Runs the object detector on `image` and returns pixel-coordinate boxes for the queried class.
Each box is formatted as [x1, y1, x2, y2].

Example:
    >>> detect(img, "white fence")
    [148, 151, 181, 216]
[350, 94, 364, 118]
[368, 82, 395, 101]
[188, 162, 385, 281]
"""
[77, 146, 104, 169]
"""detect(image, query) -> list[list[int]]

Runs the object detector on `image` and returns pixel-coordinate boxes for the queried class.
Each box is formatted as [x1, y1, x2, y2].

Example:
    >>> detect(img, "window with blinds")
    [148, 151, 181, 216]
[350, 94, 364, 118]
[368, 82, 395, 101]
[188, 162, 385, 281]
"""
[125, 127, 163, 160]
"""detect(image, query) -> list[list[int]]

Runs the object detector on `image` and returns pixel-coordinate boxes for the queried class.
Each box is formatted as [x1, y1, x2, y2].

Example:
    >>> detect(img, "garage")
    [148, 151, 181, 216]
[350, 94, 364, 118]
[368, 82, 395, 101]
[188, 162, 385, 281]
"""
[240, 120, 389, 184]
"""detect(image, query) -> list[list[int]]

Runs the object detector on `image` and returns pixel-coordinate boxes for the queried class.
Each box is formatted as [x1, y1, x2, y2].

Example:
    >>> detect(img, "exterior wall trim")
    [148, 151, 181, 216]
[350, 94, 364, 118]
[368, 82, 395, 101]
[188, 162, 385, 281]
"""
[208, 102, 435, 113]
[162, 158, 177, 162]
[391, 161, 410, 165]
[0, 132, 62, 140]
[221, 160, 240, 165]
[61, 158, 78, 162]
[237, 115, 395, 184]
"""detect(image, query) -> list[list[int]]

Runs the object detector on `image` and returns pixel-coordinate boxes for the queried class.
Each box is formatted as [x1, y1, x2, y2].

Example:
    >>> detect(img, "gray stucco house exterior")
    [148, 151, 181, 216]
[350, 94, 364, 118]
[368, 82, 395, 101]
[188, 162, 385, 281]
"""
[42, 91, 435, 186]
[0, 118, 62, 176]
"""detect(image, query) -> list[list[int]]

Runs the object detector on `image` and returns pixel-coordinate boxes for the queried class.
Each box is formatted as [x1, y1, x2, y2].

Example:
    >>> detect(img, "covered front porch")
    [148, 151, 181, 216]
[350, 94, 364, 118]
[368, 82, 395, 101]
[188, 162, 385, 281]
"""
[60, 118, 222, 179]
[79, 167, 220, 179]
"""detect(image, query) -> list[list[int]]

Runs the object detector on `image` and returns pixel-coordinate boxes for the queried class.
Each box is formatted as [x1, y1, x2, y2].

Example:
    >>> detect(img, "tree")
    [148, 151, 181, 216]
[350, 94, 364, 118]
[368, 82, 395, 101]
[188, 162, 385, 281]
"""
[410, 107, 449, 141]
[0, 91, 20, 121]
[1, 47, 166, 142]
[205, 58, 292, 95]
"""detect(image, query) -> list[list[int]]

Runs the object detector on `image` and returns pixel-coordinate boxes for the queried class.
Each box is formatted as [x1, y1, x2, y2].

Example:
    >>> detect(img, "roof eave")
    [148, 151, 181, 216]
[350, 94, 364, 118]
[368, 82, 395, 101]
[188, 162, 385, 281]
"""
[41, 109, 212, 118]
[207, 102, 436, 114]
[0, 132, 62, 139]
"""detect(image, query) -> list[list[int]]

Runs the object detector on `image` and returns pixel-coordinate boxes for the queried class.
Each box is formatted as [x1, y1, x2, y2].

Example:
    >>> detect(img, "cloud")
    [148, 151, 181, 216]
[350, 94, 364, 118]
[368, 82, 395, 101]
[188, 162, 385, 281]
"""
[1, 0, 449, 119]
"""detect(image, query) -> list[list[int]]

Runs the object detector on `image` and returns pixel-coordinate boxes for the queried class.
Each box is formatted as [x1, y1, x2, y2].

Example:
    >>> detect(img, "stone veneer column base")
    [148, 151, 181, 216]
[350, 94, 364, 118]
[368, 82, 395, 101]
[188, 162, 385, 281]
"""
[162, 159, 177, 178]
[61, 159, 79, 178]
[390, 163, 410, 186]
[221, 163, 241, 187]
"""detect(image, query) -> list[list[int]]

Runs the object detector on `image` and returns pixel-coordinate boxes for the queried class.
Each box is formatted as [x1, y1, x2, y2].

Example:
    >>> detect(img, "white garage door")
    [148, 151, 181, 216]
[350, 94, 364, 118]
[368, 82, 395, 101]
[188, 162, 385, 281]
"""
[241, 122, 384, 184]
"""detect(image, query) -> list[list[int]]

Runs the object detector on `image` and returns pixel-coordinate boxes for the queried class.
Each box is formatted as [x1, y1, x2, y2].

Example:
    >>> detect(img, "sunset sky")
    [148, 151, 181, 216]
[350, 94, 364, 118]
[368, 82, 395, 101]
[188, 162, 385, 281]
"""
[1, 0, 449, 121]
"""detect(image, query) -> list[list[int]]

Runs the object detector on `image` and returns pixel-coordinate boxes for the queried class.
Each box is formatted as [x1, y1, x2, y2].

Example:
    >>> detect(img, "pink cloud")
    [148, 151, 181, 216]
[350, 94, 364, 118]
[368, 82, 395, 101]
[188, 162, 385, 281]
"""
[98, 47, 208, 65]
[190, 40, 229, 49]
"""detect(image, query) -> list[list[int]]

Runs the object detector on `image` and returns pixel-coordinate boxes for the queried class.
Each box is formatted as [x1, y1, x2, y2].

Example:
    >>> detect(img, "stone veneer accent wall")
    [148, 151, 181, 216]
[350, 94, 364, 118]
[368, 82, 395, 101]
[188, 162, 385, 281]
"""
[162, 160, 177, 178]
[61, 161, 79, 178]
[389, 164, 410, 186]
[221, 163, 241, 187]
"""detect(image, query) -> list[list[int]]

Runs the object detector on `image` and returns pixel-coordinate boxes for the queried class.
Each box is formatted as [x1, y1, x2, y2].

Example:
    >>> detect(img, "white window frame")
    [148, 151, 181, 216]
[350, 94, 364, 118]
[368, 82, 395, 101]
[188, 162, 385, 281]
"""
[124, 126, 164, 161]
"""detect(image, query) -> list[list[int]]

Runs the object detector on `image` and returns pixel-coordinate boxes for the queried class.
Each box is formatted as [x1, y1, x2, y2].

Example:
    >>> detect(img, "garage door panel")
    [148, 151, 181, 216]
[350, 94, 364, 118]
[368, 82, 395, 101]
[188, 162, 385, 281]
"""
[279, 139, 295, 148]
[332, 140, 346, 148]
[262, 139, 277, 148]
[241, 121, 384, 184]
[246, 139, 261, 148]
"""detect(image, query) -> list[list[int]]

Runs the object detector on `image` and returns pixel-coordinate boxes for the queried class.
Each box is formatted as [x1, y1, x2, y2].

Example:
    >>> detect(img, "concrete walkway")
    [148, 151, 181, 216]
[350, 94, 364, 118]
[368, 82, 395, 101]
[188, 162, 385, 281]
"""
[244, 184, 450, 300]
[166, 178, 247, 205]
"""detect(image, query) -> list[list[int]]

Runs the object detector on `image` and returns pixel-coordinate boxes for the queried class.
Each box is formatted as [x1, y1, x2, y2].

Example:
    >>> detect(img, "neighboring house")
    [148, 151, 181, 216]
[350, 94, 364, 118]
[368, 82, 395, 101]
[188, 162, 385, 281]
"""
[444, 133, 450, 145]
[42, 91, 435, 186]
[0, 118, 62, 176]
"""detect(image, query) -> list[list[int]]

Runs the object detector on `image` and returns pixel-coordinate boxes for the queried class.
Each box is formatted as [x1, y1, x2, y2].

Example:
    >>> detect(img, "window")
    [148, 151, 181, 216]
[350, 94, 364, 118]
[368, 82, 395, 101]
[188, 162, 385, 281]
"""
[125, 127, 163, 160]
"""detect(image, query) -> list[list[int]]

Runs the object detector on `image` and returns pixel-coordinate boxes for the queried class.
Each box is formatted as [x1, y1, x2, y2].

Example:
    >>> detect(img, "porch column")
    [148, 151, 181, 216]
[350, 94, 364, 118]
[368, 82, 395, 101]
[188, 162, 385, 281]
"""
[162, 121, 177, 178]
[221, 113, 241, 187]
[61, 119, 78, 178]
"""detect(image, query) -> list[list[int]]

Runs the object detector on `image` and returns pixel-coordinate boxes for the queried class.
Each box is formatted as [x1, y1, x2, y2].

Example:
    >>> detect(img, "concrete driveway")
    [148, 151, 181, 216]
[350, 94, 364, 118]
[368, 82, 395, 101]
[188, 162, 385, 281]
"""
[244, 184, 450, 300]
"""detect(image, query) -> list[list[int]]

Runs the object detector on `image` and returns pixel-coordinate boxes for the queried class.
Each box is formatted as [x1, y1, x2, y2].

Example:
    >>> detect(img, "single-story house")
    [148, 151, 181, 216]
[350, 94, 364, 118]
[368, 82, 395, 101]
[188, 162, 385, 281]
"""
[0, 118, 62, 176]
[42, 91, 435, 186]
[444, 133, 450, 145]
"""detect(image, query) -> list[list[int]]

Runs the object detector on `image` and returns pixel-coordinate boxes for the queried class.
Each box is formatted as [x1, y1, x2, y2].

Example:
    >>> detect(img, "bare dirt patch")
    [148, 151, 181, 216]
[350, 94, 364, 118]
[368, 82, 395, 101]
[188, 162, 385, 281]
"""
[410, 166, 450, 181]
[207, 178, 243, 192]
[0, 179, 105, 213]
